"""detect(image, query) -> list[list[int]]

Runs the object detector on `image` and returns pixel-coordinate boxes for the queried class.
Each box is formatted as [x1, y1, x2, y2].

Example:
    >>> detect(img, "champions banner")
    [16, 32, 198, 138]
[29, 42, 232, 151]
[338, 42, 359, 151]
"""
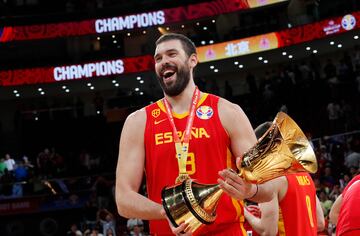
[0, 55, 153, 86]
[0, 0, 287, 42]
[1, 12, 359, 86]
[197, 12, 360, 62]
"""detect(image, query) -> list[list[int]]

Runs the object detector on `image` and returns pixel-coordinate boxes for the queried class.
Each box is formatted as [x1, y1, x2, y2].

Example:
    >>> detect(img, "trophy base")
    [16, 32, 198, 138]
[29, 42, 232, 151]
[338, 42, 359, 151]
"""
[161, 179, 213, 233]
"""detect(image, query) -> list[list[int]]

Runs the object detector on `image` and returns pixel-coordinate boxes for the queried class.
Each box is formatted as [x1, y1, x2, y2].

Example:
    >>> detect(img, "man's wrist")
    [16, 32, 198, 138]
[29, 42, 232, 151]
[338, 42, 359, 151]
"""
[247, 184, 259, 199]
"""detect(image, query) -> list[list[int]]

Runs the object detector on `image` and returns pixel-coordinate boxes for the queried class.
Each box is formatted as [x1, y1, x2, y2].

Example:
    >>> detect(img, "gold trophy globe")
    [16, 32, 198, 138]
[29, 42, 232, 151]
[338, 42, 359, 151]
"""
[161, 112, 318, 233]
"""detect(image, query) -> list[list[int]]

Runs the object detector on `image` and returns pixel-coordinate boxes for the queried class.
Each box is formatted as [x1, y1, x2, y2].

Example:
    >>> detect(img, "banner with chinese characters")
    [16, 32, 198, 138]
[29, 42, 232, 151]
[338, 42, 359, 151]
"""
[0, 0, 287, 43]
[197, 33, 279, 62]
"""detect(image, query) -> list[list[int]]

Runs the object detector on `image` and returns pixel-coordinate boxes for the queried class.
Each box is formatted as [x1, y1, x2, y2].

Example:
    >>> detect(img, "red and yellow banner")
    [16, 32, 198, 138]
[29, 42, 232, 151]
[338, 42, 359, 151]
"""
[197, 33, 279, 62]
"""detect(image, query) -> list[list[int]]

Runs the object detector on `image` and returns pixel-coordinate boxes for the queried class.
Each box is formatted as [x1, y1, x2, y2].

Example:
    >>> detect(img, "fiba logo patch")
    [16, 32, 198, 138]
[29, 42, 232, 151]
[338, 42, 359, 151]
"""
[341, 14, 356, 31]
[196, 106, 213, 120]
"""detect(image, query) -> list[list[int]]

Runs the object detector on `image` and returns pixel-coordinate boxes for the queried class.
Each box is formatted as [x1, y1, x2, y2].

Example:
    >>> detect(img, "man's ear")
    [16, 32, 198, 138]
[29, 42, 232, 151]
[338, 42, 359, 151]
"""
[189, 53, 198, 68]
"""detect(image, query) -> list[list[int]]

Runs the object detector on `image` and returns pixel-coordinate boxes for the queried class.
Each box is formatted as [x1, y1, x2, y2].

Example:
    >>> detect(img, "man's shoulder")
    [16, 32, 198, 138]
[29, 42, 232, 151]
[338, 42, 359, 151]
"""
[217, 96, 239, 110]
[124, 108, 147, 129]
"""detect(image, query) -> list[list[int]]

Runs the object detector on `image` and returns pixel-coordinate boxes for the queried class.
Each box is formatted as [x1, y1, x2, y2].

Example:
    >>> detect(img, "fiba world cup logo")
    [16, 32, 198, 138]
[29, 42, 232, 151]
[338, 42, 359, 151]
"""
[341, 14, 356, 31]
[196, 106, 213, 120]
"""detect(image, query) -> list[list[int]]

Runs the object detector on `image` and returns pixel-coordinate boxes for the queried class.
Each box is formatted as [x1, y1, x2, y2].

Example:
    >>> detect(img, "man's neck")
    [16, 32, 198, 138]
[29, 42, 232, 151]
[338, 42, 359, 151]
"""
[164, 81, 197, 114]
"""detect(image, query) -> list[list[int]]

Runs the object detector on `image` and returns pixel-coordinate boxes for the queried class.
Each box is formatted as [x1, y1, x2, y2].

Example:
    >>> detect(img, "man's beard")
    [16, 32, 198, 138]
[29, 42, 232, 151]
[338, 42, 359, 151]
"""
[156, 63, 191, 97]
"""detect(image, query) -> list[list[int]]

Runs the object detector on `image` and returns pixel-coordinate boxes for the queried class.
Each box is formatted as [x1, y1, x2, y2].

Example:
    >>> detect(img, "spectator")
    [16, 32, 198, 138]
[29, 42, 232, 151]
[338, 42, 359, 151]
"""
[344, 141, 360, 169]
[4, 153, 16, 173]
[327, 100, 342, 134]
[339, 173, 351, 190]
[0, 168, 15, 196]
[36, 148, 52, 178]
[87, 227, 103, 236]
[67, 223, 83, 236]
[13, 160, 28, 181]
[92, 176, 113, 210]
[97, 209, 116, 236]
[22, 156, 34, 169]
[0, 158, 6, 176]
[329, 184, 341, 201]
[82, 198, 98, 230]
[105, 228, 115, 236]
[319, 190, 333, 217]
[321, 166, 336, 189]
[127, 218, 145, 236]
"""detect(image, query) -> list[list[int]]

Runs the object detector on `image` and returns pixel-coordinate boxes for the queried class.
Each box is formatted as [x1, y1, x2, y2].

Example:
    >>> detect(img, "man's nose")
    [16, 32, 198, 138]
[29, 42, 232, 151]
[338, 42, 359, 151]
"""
[159, 62, 172, 72]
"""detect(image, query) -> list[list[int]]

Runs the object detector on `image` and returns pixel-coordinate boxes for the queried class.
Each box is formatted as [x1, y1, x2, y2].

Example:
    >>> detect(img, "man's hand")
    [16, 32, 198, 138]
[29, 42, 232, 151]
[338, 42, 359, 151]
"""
[161, 209, 192, 236]
[218, 168, 257, 200]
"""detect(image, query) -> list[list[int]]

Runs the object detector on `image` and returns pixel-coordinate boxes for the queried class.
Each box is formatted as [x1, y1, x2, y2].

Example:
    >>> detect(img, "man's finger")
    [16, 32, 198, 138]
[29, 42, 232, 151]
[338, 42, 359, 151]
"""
[174, 222, 189, 234]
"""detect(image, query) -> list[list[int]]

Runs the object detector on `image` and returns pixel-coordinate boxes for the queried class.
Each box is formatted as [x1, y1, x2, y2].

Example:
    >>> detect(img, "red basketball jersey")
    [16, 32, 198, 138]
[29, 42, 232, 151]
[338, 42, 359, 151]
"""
[336, 175, 360, 236]
[278, 173, 317, 236]
[144, 93, 246, 236]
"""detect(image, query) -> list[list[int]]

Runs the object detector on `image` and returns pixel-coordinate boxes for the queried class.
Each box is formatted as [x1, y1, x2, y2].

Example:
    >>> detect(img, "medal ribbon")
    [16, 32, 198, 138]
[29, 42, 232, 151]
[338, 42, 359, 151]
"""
[163, 87, 200, 182]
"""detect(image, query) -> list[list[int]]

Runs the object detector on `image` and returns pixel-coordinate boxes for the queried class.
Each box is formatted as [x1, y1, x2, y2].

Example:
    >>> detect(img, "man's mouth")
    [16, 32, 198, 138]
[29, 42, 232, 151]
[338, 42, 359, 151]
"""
[163, 71, 176, 79]
[161, 65, 177, 80]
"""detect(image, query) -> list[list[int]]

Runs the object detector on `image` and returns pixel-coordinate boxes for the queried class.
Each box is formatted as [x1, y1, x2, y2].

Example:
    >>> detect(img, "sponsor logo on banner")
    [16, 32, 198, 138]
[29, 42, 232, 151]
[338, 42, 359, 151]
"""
[0, 200, 36, 215]
[205, 49, 216, 60]
[323, 20, 341, 35]
[259, 37, 271, 49]
[196, 106, 214, 120]
[341, 14, 356, 31]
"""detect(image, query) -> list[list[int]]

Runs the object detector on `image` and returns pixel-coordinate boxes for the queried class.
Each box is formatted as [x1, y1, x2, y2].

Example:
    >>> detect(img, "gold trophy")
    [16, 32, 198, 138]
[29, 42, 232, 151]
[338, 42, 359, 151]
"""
[161, 112, 318, 233]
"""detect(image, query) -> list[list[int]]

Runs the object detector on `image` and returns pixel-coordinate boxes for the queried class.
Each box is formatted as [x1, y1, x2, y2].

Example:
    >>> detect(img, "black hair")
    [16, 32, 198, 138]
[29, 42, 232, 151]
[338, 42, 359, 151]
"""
[155, 33, 196, 57]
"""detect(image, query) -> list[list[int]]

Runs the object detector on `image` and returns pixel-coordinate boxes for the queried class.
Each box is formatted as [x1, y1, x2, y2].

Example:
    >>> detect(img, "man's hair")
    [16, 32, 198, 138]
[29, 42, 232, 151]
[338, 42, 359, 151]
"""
[254, 121, 272, 139]
[155, 33, 196, 57]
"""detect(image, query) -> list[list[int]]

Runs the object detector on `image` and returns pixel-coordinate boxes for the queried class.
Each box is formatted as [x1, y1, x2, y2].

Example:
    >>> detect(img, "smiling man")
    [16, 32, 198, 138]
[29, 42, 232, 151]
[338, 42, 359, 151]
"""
[115, 33, 270, 236]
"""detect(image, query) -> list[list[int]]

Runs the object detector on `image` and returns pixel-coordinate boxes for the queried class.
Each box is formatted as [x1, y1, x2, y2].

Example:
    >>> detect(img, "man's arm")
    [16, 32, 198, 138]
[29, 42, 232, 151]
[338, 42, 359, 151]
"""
[115, 109, 164, 220]
[316, 196, 325, 231]
[245, 197, 280, 236]
[218, 98, 257, 163]
[217, 98, 275, 202]
[329, 194, 343, 225]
